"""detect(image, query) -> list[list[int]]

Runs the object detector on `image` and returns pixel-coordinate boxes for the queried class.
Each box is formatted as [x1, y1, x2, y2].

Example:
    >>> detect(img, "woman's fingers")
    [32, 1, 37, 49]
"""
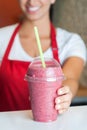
[58, 109, 68, 114]
[55, 86, 73, 114]
[55, 100, 70, 110]
[58, 86, 70, 95]
[55, 93, 71, 104]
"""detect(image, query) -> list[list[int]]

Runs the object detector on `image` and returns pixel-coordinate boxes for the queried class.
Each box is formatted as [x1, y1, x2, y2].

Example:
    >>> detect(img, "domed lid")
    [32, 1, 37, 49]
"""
[25, 58, 64, 82]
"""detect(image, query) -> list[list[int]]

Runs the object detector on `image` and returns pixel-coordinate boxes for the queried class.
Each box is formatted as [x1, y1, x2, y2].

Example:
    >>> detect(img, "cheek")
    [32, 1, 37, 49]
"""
[45, 0, 55, 3]
[19, 0, 27, 4]
[41, 0, 52, 4]
[19, 0, 27, 8]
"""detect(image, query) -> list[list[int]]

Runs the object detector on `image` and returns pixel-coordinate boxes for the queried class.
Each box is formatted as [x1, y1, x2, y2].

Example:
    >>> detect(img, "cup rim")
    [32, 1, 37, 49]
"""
[25, 74, 65, 82]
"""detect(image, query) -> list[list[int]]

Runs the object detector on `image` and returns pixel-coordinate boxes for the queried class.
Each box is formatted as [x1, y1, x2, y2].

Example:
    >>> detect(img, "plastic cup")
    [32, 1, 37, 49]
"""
[25, 58, 64, 122]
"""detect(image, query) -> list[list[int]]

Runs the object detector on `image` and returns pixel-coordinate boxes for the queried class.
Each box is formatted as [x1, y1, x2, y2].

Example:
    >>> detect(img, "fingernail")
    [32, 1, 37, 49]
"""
[57, 99, 61, 103]
[59, 110, 63, 114]
[58, 90, 62, 95]
[55, 98, 61, 103]
[55, 105, 61, 110]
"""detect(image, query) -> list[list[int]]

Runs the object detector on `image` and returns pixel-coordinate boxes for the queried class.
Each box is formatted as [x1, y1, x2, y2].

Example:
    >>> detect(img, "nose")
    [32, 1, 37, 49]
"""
[28, 0, 39, 5]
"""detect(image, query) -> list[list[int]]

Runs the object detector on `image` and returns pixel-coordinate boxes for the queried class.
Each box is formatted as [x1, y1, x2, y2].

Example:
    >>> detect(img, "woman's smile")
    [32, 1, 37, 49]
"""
[26, 5, 40, 14]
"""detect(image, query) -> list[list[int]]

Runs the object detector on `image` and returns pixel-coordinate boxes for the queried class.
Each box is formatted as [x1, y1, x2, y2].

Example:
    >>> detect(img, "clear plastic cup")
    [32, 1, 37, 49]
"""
[25, 58, 64, 122]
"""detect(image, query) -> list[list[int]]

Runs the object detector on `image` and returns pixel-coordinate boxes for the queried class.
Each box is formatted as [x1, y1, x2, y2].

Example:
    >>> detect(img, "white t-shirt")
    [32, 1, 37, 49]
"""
[0, 24, 86, 65]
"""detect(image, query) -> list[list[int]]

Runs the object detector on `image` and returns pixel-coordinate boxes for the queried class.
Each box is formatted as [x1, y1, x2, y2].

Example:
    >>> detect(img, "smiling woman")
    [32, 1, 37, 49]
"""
[0, 0, 86, 114]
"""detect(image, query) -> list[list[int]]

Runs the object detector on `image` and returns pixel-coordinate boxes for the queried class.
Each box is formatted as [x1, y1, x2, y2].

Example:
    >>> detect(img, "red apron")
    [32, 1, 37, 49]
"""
[0, 23, 60, 111]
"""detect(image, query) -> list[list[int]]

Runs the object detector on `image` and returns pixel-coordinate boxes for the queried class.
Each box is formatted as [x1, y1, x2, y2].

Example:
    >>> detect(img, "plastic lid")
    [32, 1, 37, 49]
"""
[25, 58, 64, 82]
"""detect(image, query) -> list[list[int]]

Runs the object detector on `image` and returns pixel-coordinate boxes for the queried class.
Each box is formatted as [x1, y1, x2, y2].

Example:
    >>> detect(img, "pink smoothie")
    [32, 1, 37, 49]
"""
[26, 58, 64, 122]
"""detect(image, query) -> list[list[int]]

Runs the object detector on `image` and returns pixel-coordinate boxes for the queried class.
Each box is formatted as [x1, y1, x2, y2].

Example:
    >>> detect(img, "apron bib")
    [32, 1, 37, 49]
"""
[0, 23, 60, 111]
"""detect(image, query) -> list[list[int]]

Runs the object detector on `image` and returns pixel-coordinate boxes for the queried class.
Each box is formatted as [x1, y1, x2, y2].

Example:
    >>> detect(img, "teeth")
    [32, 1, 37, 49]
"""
[29, 7, 40, 11]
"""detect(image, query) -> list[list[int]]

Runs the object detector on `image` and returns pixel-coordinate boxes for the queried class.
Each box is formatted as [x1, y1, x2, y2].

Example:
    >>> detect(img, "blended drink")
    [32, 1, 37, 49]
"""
[25, 58, 64, 122]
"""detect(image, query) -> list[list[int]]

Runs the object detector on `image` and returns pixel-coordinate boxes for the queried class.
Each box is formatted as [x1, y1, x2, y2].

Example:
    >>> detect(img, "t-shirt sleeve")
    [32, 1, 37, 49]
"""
[64, 33, 87, 64]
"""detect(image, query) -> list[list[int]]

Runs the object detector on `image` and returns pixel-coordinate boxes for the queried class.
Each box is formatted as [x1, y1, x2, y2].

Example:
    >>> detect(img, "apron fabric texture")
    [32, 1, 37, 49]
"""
[0, 23, 60, 111]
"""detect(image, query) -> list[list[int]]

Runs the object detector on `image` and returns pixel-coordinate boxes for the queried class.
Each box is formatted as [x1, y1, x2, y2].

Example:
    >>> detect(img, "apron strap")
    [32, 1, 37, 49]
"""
[51, 23, 60, 63]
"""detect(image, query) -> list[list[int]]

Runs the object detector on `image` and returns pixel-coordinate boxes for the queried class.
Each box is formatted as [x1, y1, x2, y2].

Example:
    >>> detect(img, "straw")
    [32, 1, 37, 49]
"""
[34, 26, 46, 68]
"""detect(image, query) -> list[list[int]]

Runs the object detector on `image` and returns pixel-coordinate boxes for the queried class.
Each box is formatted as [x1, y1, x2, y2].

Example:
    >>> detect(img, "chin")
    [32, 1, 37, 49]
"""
[27, 16, 42, 22]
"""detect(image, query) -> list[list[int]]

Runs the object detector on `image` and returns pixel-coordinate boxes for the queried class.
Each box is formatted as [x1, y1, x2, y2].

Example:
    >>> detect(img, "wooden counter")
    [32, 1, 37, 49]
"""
[71, 86, 87, 106]
[76, 86, 87, 97]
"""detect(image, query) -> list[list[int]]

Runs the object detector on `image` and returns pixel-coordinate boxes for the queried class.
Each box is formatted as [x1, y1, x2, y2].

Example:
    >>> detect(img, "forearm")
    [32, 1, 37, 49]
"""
[55, 57, 85, 114]
[62, 57, 84, 99]
[62, 78, 79, 99]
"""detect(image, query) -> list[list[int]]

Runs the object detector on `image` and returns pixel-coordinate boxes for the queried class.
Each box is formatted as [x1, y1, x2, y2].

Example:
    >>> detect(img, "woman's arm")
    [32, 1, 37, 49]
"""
[55, 57, 85, 114]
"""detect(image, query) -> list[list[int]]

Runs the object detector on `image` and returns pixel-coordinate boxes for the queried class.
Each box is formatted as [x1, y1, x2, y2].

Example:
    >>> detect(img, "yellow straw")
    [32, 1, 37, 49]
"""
[34, 26, 46, 68]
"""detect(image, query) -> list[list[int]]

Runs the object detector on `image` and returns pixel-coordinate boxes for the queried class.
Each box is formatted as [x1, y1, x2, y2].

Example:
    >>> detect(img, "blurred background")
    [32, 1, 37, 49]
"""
[53, 0, 87, 88]
[0, 0, 87, 89]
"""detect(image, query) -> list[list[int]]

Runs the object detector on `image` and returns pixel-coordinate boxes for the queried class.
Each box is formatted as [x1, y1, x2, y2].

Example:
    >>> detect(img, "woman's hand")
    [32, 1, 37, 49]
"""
[55, 57, 84, 114]
[55, 86, 73, 114]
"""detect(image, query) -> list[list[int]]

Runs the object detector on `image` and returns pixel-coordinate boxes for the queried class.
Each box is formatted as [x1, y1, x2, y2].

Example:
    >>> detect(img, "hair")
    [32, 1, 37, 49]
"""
[50, 5, 54, 21]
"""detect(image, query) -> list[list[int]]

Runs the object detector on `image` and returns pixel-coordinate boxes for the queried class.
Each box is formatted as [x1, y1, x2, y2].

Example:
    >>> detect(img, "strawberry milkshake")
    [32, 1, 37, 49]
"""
[25, 58, 64, 122]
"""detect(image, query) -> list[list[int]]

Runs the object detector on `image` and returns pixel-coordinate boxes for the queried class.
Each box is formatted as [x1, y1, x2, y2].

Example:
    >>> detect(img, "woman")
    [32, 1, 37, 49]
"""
[0, 0, 86, 113]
